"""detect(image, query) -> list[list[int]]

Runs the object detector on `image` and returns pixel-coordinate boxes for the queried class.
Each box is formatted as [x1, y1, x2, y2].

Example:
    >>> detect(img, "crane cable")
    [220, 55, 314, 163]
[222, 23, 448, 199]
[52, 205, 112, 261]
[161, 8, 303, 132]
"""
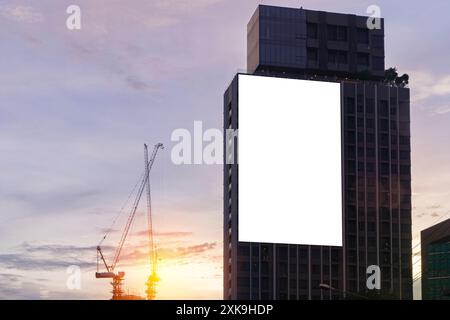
[98, 168, 147, 247]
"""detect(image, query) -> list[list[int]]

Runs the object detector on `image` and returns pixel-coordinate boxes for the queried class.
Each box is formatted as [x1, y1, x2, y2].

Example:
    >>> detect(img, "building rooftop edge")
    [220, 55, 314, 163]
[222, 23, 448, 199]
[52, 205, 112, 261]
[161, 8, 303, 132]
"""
[256, 4, 385, 21]
[421, 218, 450, 240]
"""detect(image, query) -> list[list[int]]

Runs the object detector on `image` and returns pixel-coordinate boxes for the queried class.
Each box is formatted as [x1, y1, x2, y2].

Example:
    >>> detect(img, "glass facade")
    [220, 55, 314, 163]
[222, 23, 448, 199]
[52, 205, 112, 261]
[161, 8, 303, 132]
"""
[424, 242, 450, 300]
[247, 5, 385, 79]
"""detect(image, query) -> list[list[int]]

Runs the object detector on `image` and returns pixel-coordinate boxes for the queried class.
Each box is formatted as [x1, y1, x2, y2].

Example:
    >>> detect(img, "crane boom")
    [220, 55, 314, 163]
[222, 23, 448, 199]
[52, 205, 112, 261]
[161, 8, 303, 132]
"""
[97, 245, 110, 272]
[111, 143, 163, 270]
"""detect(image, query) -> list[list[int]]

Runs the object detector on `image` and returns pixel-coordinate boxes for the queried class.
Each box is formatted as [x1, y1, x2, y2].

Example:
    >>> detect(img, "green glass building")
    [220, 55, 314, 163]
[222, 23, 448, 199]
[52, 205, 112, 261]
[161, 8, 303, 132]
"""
[421, 219, 450, 300]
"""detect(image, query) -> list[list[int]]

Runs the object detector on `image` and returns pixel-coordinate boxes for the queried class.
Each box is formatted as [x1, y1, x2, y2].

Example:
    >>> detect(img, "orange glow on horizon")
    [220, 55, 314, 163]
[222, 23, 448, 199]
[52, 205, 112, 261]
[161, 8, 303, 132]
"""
[114, 257, 222, 300]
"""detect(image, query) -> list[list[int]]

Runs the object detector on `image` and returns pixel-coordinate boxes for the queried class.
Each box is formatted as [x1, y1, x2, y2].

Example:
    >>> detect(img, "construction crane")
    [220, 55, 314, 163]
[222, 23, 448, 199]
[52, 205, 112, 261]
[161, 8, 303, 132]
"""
[96, 143, 164, 300]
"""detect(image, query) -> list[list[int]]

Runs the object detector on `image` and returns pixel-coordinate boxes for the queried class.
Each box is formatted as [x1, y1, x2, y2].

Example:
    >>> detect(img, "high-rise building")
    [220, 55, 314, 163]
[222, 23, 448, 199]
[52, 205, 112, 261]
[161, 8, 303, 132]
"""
[421, 218, 450, 300]
[224, 5, 412, 300]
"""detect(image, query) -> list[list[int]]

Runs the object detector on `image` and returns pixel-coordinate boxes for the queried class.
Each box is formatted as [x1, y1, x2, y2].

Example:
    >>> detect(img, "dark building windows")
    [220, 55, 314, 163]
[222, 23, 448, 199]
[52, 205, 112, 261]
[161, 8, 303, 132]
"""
[366, 118, 375, 129]
[328, 50, 348, 64]
[379, 119, 389, 131]
[372, 56, 385, 71]
[327, 24, 348, 41]
[307, 22, 318, 39]
[357, 53, 370, 66]
[400, 165, 410, 175]
[307, 47, 318, 62]
[346, 116, 356, 129]
[380, 163, 390, 175]
[378, 100, 389, 117]
[357, 28, 369, 44]
[391, 120, 397, 131]
[399, 102, 410, 121]
[367, 147, 375, 158]
[347, 146, 356, 159]
[379, 148, 389, 161]
[391, 164, 398, 174]
[422, 237, 450, 300]
[399, 135, 410, 146]
[366, 99, 375, 114]
[346, 131, 356, 144]
[357, 118, 364, 128]
[400, 150, 410, 161]
[344, 97, 355, 114]
[366, 133, 375, 144]
[379, 133, 389, 146]
[371, 34, 384, 48]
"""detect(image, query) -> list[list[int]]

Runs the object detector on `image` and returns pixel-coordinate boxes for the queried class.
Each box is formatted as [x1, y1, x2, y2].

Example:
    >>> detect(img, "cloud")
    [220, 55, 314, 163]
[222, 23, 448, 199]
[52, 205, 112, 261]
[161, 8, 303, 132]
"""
[133, 230, 193, 238]
[156, 231, 193, 237]
[19, 242, 112, 255]
[176, 242, 216, 256]
[20, 32, 44, 46]
[414, 212, 425, 218]
[412, 71, 450, 102]
[119, 241, 217, 265]
[80, 0, 225, 34]
[125, 75, 151, 91]
[430, 212, 440, 218]
[0, 242, 103, 271]
[103, 228, 194, 239]
[0, 272, 68, 299]
[0, 5, 43, 23]
[0, 273, 23, 283]
[140, 16, 177, 28]
[0, 281, 43, 300]
[0, 253, 95, 271]
[46, 290, 101, 300]
[1, 187, 103, 219]
[152, 0, 224, 11]
[97, 227, 120, 235]
[0, 240, 216, 274]
[0, 242, 115, 299]
[432, 106, 450, 115]
[66, 41, 158, 92]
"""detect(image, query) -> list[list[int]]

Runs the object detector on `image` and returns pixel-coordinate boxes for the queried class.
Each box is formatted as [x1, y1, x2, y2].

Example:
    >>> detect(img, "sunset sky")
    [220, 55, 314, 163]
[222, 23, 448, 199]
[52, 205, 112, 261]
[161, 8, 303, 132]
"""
[1, 0, 450, 299]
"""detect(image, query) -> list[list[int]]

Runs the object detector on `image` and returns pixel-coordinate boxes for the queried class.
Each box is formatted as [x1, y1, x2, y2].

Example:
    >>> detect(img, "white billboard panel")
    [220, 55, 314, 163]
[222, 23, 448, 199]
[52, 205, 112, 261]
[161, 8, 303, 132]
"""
[238, 74, 342, 246]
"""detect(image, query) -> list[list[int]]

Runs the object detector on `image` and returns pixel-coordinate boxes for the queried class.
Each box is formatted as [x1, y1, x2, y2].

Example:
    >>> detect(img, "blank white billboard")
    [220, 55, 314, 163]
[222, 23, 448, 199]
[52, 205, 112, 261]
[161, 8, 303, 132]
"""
[238, 74, 342, 246]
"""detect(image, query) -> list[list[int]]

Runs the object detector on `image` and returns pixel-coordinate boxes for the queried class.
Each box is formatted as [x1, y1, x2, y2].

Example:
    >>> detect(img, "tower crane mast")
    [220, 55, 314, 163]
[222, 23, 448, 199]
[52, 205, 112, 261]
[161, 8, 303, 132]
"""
[144, 143, 159, 300]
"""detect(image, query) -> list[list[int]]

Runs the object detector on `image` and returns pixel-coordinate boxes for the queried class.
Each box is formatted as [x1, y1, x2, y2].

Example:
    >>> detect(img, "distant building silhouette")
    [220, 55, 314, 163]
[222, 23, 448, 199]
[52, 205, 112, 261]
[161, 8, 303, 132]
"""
[421, 218, 450, 300]
[224, 5, 412, 300]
